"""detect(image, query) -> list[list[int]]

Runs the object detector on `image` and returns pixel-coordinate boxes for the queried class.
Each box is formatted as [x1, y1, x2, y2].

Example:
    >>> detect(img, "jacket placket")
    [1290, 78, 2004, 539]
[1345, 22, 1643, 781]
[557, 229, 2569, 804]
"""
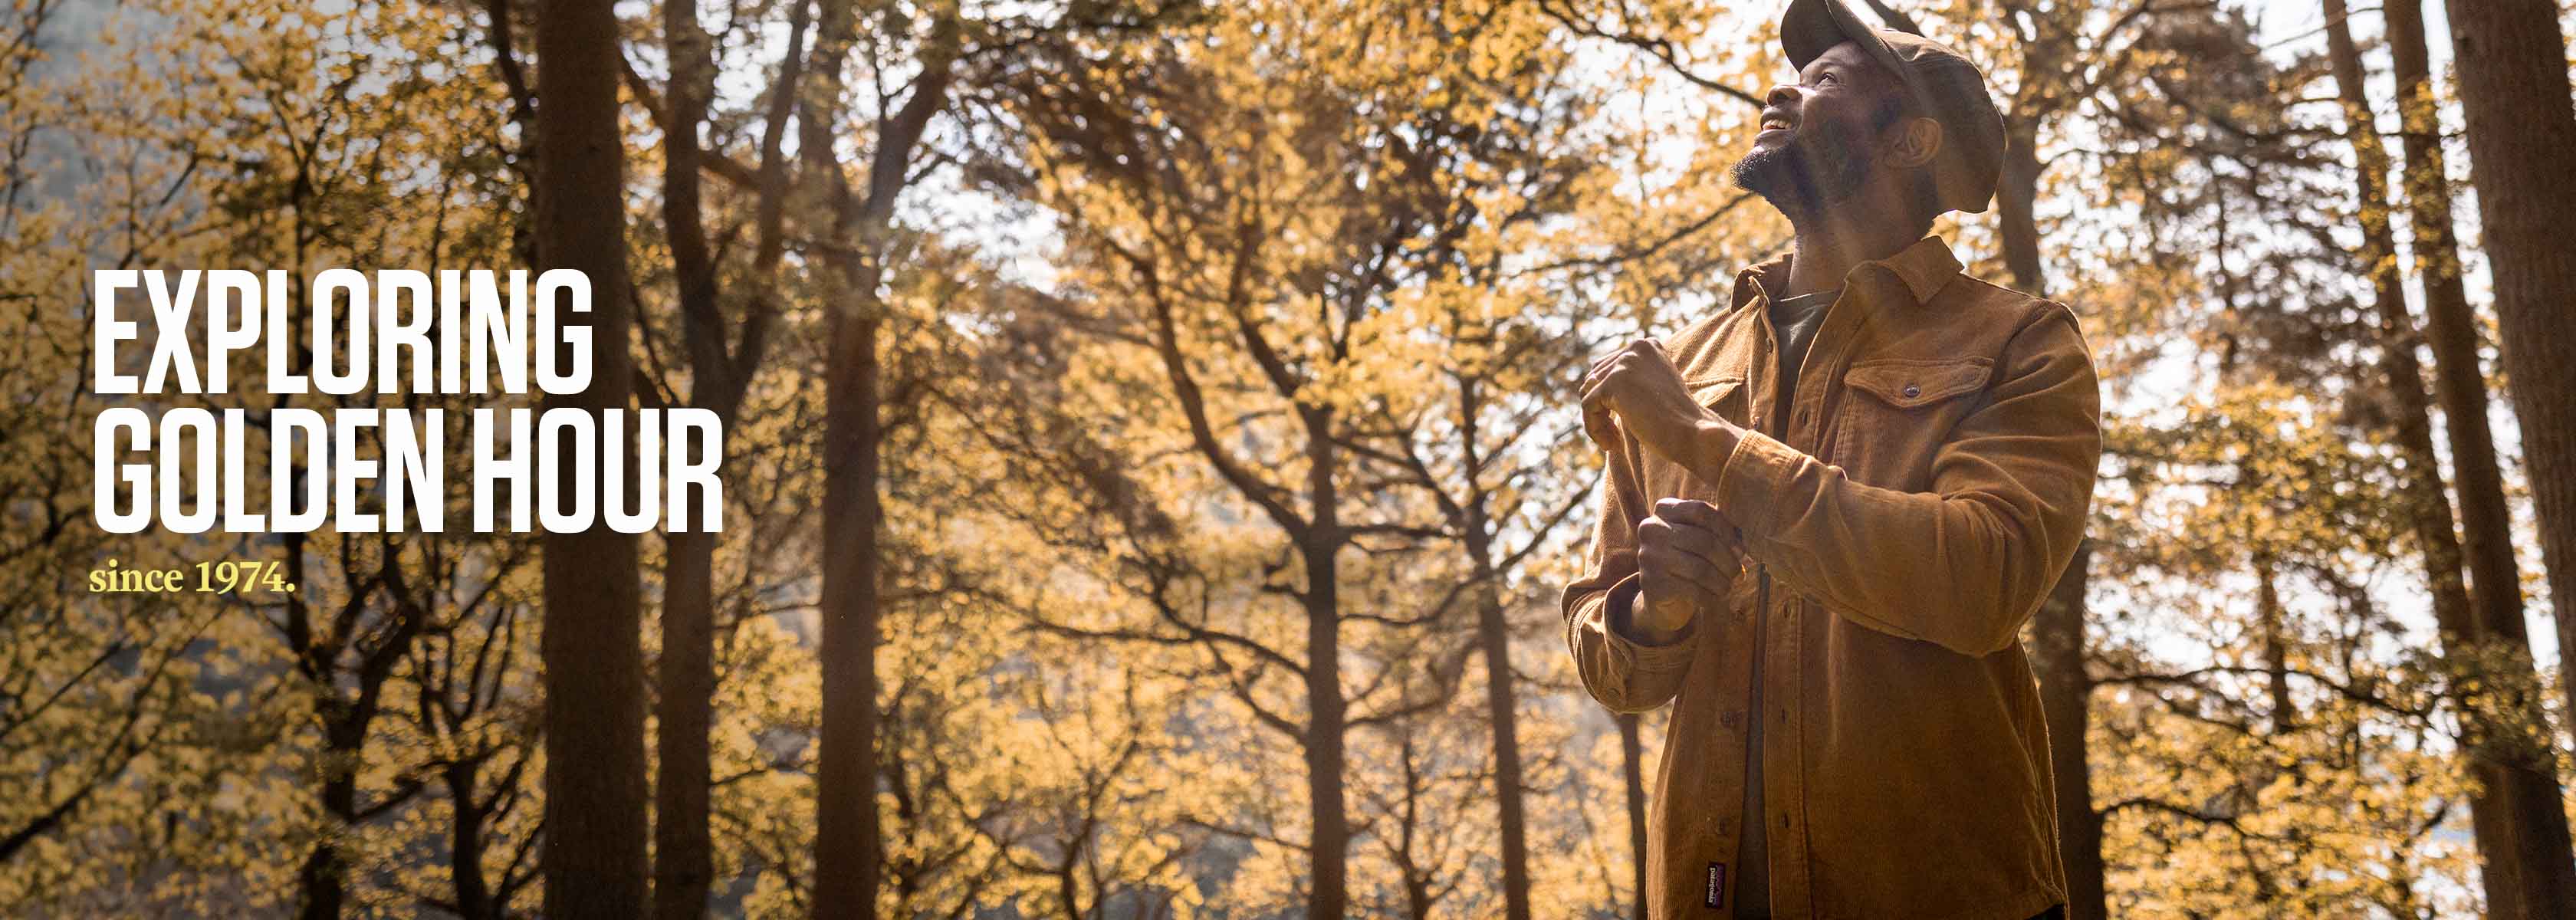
[1750, 270, 1883, 918]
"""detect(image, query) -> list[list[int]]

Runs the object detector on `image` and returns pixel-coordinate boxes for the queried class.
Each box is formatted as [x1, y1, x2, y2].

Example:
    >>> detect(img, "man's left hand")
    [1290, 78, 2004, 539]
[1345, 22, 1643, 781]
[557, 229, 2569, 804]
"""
[1581, 338, 1738, 475]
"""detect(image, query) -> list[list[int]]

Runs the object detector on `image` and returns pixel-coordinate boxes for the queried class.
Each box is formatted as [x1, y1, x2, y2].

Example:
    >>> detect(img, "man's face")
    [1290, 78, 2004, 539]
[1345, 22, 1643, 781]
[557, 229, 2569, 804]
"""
[1730, 41, 1908, 219]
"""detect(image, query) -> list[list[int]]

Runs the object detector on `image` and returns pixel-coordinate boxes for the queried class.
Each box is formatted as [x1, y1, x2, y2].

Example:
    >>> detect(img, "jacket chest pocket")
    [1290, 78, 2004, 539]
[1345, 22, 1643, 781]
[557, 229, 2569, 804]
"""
[1689, 376, 1750, 427]
[1832, 357, 1992, 490]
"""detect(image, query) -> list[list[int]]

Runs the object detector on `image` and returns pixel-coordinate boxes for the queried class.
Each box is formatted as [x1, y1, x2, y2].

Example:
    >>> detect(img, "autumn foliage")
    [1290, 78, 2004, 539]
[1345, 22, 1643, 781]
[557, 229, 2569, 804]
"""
[8, 0, 2576, 916]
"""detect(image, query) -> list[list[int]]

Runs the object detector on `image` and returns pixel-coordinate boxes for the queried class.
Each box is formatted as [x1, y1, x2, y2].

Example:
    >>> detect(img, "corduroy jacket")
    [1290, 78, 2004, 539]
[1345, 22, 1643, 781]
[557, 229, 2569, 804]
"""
[1563, 235, 2101, 918]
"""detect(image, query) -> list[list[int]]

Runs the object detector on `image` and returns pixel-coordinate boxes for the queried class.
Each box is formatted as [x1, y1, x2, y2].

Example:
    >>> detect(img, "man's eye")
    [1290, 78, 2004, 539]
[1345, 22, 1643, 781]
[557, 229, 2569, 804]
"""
[1818, 73, 1839, 86]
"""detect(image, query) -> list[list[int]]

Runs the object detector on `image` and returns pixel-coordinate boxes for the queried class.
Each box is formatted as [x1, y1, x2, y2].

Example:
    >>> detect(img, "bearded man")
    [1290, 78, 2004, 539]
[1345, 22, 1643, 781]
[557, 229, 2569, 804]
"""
[1562, 0, 2101, 917]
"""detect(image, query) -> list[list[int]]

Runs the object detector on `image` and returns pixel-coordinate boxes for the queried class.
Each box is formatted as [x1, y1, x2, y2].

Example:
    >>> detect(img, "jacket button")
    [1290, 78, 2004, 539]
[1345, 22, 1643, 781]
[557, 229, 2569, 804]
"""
[1902, 383, 1922, 398]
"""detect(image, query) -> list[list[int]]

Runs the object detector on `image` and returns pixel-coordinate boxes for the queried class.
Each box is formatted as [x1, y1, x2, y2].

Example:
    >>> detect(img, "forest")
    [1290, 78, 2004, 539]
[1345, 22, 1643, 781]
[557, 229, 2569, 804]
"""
[8, 0, 2576, 916]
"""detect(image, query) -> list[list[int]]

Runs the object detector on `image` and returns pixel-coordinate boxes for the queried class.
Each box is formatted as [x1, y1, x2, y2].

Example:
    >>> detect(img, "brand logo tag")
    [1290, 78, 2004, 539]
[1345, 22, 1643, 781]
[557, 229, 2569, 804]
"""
[1706, 862, 1725, 908]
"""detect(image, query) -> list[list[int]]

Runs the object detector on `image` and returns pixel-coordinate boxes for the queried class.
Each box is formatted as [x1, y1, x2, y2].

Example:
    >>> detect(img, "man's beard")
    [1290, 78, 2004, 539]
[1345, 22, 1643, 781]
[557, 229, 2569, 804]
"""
[1730, 120, 1877, 220]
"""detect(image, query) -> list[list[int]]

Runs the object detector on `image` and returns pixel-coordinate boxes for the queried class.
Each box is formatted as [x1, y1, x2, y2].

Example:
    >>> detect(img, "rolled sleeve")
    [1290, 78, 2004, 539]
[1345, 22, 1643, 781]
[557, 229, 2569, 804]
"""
[1563, 438, 1700, 713]
[1569, 574, 1700, 713]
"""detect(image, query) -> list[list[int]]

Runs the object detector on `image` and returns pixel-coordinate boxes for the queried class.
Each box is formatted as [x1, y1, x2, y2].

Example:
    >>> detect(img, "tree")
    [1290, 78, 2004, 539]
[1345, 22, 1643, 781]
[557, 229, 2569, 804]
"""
[2443, 0, 2576, 775]
[797, 0, 962, 912]
[533, 0, 649, 912]
[2324, 2, 2576, 912]
[636, 0, 805, 911]
[2381, 0, 2525, 772]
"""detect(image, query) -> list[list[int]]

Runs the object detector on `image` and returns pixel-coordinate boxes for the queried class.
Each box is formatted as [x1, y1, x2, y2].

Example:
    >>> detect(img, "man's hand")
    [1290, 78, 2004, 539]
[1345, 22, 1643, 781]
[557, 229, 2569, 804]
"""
[1582, 338, 1740, 477]
[1633, 498, 1748, 640]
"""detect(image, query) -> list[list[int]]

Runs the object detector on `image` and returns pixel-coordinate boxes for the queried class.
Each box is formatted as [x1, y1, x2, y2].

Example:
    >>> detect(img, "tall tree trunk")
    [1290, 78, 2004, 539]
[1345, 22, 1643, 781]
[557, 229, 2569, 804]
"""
[658, 528, 718, 919]
[2325, 5, 2576, 915]
[803, 5, 958, 915]
[1302, 426, 1351, 920]
[644, 0, 747, 907]
[2385, 0, 2525, 662]
[653, 5, 802, 911]
[2032, 543, 2103, 920]
[814, 310, 886, 918]
[2384, 18, 2576, 904]
[2446, 0, 2576, 767]
[2389, 0, 2549, 670]
[534, 0, 648, 912]
[652, 0, 718, 914]
[1619, 712, 1648, 920]
[1465, 523, 1533, 920]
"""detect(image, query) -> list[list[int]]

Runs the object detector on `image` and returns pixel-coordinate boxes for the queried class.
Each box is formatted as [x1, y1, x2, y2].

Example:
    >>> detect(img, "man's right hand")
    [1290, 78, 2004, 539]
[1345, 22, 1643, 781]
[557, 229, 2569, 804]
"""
[1634, 498, 1746, 639]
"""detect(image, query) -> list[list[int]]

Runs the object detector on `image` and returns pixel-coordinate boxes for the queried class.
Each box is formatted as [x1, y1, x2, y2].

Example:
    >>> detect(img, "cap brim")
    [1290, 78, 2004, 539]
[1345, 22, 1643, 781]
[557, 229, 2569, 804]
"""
[1782, 0, 1907, 80]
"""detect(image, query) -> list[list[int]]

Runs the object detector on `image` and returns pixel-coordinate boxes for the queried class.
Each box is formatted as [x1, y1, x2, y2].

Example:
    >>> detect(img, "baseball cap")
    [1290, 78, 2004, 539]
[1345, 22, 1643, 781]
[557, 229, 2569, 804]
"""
[1779, 0, 2009, 214]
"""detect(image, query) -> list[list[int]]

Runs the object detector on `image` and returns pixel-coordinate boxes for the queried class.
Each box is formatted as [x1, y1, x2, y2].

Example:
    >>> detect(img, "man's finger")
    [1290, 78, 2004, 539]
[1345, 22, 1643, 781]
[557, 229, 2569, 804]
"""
[1641, 544, 1732, 598]
[1655, 498, 1733, 531]
[1641, 515, 1734, 583]
[1580, 354, 1615, 399]
[1655, 498, 1747, 566]
[1636, 514, 1671, 545]
[1583, 403, 1622, 450]
[1659, 518, 1727, 561]
[1584, 347, 1623, 384]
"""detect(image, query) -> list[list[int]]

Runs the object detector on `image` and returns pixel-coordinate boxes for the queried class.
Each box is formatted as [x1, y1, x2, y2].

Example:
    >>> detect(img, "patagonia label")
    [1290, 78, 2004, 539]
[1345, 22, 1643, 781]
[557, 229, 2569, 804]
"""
[1707, 862, 1724, 908]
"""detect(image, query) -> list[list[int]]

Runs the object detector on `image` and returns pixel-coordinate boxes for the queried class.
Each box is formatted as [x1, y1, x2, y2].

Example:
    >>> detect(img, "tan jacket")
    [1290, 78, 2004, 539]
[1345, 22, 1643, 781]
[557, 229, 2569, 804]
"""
[1564, 236, 2100, 918]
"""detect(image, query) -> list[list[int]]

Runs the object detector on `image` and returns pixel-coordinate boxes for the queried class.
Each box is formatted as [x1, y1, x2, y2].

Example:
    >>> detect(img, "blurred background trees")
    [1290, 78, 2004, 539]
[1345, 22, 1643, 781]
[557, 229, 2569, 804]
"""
[8, 0, 2576, 915]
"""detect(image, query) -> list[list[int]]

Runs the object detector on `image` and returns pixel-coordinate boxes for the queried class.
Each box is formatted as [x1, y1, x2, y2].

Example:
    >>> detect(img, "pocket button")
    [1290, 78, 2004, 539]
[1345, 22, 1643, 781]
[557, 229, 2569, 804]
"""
[1902, 383, 1921, 399]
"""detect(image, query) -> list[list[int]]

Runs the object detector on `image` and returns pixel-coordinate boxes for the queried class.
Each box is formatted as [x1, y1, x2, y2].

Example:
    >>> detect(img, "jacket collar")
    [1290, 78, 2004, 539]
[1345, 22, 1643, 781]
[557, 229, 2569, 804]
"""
[1731, 235, 1963, 310]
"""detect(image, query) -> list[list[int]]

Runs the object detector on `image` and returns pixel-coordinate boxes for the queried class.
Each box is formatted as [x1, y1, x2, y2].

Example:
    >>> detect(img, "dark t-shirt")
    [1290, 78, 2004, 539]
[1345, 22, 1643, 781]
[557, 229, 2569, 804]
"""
[1768, 288, 1838, 419]
[1737, 286, 1837, 918]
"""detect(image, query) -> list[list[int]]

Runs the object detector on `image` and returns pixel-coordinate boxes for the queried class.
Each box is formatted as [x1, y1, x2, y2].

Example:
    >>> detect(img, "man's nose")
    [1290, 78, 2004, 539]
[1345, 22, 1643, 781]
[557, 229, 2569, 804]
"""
[1765, 83, 1803, 110]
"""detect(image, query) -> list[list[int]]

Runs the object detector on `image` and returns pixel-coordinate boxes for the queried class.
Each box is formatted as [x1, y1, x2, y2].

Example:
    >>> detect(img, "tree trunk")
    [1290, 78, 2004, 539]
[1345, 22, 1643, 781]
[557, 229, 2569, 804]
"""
[1996, 117, 2046, 294]
[803, 5, 955, 915]
[294, 710, 360, 920]
[2446, 0, 2576, 772]
[2256, 558, 2293, 734]
[533, 0, 648, 912]
[2385, 0, 2526, 673]
[1466, 524, 1533, 920]
[658, 529, 718, 919]
[814, 310, 886, 918]
[1619, 712, 1648, 920]
[2327, 5, 2576, 915]
[1302, 426, 1351, 920]
[653, 0, 721, 912]
[446, 761, 499, 920]
[2032, 543, 2103, 920]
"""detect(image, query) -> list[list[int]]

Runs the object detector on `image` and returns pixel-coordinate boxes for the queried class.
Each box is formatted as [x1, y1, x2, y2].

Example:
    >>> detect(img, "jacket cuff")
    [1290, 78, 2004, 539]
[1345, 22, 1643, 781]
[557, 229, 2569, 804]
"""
[1603, 573, 1700, 666]
[1715, 427, 1806, 537]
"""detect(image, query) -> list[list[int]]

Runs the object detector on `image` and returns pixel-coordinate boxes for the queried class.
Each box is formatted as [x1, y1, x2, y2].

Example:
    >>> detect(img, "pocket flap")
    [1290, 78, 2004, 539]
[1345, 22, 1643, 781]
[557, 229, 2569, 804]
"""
[1843, 359, 1990, 409]
[1687, 376, 1745, 408]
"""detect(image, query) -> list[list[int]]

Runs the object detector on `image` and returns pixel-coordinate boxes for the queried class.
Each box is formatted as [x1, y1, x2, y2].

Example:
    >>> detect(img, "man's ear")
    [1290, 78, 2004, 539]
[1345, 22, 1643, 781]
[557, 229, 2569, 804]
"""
[1884, 116, 1943, 169]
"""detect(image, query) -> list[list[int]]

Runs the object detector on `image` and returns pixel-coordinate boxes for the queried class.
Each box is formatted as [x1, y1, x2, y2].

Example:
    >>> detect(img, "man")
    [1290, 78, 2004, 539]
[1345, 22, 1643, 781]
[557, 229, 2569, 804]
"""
[1563, 0, 2101, 917]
